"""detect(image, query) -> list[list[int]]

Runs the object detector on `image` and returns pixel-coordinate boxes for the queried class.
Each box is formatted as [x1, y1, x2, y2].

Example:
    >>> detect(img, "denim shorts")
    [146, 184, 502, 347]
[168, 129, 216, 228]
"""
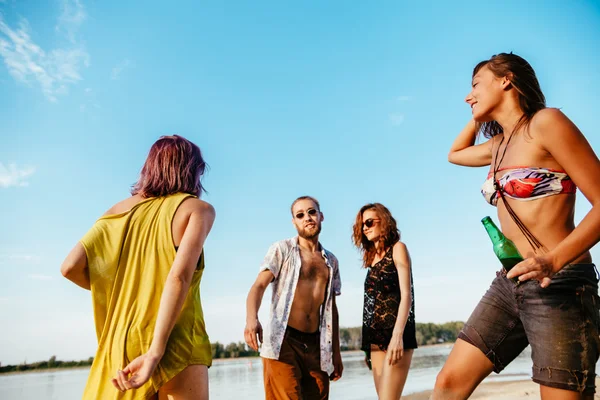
[458, 264, 600, 394]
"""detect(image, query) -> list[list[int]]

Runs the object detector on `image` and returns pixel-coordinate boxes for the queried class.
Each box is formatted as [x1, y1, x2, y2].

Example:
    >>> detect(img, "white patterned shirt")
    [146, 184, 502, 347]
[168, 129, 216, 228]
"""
[259, 237, 342, 374]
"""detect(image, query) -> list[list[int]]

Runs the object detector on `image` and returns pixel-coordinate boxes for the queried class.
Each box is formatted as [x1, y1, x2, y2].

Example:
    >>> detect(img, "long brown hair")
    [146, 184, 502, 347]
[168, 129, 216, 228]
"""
[131, 135, 207, 198]
[352, 203, 400, 268]
[474, 52, 546, 138]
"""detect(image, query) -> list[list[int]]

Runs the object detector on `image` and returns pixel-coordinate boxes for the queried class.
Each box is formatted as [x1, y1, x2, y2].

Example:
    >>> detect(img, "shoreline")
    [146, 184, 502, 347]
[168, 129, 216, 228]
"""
[210, 343, 453, 364]
[1, 342, 455, 375]
[0, 366, 91, 376]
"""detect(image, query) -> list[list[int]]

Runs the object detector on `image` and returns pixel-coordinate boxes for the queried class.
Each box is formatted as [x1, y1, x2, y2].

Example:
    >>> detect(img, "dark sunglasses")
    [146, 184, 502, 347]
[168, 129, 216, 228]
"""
[295, 209, 318, 219]
[363, 218, 380, 228]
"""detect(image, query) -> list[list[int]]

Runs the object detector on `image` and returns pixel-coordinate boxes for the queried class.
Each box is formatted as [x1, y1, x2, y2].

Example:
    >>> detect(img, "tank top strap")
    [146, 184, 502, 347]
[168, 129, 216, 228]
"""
[164, 193, 204, 269]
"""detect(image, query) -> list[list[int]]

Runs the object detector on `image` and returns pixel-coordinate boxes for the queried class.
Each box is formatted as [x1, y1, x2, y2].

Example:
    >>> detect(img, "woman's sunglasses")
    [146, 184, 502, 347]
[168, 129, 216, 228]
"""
[295, 209, 318, 219]
[363, 218, 380, 228]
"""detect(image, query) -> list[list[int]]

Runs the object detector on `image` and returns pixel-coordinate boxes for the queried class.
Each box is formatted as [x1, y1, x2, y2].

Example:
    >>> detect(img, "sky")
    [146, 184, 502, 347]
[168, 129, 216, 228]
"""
[1, 0, 599, 365]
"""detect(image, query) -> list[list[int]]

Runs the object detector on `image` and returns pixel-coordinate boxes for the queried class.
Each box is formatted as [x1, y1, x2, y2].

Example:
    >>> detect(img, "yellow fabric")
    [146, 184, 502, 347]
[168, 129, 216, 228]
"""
[80, 193, 211, 400]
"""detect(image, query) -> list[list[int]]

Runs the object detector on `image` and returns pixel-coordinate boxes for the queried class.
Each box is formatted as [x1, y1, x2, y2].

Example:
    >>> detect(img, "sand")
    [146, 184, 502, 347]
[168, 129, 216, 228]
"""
[403, 377, 600, 399]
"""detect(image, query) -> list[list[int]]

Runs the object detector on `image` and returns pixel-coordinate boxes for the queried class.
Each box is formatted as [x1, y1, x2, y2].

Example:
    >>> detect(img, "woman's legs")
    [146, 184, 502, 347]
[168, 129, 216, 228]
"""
[370, 346, 384, 395]
[433, 346, 594, 400]
[370, 346, 414, 400]
[158, 365, 209, 400]
[432, 271, 529, 399]
[431, 339, 494, 399]
[433, 265, 600, 399]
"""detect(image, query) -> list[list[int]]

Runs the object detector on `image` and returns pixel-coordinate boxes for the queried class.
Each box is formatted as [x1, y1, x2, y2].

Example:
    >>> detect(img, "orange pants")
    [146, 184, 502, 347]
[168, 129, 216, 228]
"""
[262, 326, 329, 400]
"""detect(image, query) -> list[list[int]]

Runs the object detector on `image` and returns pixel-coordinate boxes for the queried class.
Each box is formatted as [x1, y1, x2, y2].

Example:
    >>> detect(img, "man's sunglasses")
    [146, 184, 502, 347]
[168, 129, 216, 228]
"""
[295, 209, 318, 219]
[363, 218, 380, 228]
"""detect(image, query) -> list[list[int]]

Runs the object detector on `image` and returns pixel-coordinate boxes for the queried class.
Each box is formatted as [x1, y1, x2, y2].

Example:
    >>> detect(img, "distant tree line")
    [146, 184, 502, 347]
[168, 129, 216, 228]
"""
[0, 355, 94, 373]
[414, 321, 465, 346]
[340, 321, 465, 350]
[0, 342, 261, 374]
[211, 341, 259, 359]
[1, 322, 464, 373]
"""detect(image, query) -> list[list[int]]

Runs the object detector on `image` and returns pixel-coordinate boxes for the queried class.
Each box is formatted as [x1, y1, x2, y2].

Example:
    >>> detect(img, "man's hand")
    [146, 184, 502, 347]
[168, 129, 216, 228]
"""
[244, 318, 263, 351]
[330, 351, 343, 381]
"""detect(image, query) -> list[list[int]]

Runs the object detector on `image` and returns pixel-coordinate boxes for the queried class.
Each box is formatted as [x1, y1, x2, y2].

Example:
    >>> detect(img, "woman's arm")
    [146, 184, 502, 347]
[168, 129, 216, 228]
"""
[508, 108, 600, 286]
[61, 202, 130, 290]
[113, 199, 216, 391]
[149, 200, 215, 357]
[448, 119, 495, 167]
[386, 241, 413, 365]
[61, 243, 90, 290]
[392, 241, 412, 337]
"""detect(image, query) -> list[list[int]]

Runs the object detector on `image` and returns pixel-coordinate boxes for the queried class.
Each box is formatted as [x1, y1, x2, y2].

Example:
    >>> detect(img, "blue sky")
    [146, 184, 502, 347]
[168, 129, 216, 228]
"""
[1, 0, 599, 365]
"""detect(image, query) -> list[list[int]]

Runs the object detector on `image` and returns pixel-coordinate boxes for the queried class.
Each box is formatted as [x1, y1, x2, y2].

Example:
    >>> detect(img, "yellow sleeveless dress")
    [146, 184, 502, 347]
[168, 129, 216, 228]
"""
[80, 193, 211, 399]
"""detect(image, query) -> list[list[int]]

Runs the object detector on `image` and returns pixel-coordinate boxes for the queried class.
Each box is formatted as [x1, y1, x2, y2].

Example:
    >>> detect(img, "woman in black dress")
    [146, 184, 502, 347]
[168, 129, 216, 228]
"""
[352, 203, 417, 400]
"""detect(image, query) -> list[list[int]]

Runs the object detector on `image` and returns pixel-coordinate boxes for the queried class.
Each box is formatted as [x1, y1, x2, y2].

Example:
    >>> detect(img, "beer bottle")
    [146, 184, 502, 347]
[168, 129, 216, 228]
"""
[482, 216, 523, 281]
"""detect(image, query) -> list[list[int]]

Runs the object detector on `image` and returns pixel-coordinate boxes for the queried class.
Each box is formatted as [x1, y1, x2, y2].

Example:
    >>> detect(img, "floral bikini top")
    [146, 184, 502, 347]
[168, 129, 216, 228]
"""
[481, 166, 577, 206]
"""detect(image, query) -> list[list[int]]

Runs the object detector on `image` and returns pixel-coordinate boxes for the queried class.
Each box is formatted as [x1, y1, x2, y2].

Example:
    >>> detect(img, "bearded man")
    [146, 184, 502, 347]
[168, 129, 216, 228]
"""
[244, 196, 343, 400]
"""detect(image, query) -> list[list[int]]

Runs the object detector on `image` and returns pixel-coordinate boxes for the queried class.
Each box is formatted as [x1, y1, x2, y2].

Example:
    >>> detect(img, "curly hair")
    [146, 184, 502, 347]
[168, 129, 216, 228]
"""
[352, 203, 400, 268]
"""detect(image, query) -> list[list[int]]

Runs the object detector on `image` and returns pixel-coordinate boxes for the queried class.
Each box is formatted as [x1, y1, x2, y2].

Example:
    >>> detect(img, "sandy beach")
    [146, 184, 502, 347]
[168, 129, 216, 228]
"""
[403, 377, 600, 399]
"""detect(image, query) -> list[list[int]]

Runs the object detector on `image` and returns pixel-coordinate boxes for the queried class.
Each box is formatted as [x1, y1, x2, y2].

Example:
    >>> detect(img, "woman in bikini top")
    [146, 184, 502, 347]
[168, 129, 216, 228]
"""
[447, 79, 597, 272]
[481, 167, 576, 206]
[432, 52, 600, 400]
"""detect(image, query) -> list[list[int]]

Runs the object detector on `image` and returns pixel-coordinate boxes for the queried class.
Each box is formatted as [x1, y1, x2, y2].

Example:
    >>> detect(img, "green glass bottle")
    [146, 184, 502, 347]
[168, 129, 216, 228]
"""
[481, 216, 523, 280]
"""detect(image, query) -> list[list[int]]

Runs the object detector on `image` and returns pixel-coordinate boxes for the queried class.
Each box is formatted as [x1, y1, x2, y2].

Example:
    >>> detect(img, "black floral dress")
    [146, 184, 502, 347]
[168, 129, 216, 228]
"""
[362, 246, 417, 364]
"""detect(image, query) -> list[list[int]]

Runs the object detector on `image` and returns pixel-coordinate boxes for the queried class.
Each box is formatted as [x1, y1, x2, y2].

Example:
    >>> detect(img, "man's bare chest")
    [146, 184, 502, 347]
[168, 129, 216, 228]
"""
[298, 252, 329, 282]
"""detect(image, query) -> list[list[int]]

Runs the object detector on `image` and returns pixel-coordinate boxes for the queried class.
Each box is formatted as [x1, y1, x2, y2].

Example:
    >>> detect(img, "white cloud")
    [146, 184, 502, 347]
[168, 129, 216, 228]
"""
[0, 254, 42, 266]
[0, 1, 89, 101]
[27, 274, 54, 281]
[389, 113, 405, 126]
[5, 254, 40, 262]
[0, 162, 35, 188]
[397, 95, 412, 101]
[110, 59, 132, 80]
[56, 0, 86, 44]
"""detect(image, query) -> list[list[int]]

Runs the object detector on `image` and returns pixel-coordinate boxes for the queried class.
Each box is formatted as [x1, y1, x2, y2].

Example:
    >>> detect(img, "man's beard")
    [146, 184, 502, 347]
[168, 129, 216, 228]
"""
[297, 223, 322, 239]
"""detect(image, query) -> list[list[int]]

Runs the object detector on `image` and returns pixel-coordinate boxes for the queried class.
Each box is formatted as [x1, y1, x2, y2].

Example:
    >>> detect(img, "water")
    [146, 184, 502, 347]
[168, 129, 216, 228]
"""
[0, 345, 537, 399]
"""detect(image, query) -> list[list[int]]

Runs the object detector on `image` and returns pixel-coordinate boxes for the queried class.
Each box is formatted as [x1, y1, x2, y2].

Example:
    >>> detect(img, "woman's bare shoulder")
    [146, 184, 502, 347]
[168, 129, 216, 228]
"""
[393, 241, 408, 252]
[178, 197, 216, 219]
[102, 195, 144, 216]
[531, 107, 569, 129]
